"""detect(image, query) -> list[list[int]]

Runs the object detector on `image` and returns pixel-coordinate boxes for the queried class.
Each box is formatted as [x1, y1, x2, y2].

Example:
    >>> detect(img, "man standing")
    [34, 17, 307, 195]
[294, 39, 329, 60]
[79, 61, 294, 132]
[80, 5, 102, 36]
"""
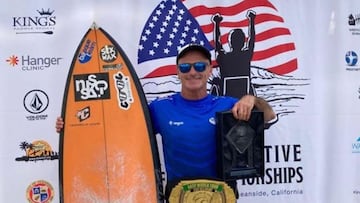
[148, 43, 274, 201]
[56, 43, 275, 202]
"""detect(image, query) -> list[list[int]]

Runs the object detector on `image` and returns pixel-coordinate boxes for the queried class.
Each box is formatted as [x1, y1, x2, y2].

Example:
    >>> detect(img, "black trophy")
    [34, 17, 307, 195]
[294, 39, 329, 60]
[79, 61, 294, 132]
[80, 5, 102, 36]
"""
[216, 110, 264, 180]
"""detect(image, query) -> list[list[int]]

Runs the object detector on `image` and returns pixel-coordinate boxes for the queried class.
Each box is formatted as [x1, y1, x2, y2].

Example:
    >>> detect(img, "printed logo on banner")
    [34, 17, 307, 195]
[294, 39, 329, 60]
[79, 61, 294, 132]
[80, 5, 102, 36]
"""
[348, 13, 360, 35]
[5, 54, 63, 71]
[6, 55, 19, 66]
[23, 89, 49, 121]
[137, 0, 309, 198]
[352, 137, 360, 153]
[26, 180, 54, 203]
[345, 51, 359, 71]
[73, 73, 110, 101]
[15, 140, 59, 162]
[137, 0, 310, 125]
[239, 144, 304, 196]
[12, 8, 56, 35]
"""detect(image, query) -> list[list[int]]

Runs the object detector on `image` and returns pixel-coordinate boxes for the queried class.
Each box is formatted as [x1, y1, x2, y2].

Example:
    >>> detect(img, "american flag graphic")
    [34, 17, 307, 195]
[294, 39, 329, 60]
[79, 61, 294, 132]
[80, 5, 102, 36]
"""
[137, 0, 297, 79]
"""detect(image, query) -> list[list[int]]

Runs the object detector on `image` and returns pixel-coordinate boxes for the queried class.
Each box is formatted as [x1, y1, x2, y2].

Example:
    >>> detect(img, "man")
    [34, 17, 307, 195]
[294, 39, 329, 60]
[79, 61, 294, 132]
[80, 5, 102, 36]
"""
[56, 43, 275, 201]
[148, 43, 275, 201]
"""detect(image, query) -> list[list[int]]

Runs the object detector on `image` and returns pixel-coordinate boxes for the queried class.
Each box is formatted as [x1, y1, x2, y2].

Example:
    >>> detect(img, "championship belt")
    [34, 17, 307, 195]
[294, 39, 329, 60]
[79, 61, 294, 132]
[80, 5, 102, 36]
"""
[168, 179, 236, 203]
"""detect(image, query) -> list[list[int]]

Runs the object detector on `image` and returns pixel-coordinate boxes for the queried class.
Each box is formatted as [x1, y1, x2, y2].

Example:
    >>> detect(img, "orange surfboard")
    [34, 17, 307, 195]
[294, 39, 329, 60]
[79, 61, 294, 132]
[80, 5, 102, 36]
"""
[59, 23, 162, 202]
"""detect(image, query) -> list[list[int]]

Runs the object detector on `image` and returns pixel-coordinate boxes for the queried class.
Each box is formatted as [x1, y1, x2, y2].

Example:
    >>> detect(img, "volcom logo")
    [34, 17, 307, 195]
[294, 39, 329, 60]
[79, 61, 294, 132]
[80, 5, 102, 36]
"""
[114, 71, 133, 110]
[23, 89, 49, 114]
[23, 89, 49, 121]
[73, 73, 110, 101]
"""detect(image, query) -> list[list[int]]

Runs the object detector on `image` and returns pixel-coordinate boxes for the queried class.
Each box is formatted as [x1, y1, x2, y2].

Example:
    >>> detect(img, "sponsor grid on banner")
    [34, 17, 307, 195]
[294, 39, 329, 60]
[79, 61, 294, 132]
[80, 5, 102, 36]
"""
[0, 0, 360, 202]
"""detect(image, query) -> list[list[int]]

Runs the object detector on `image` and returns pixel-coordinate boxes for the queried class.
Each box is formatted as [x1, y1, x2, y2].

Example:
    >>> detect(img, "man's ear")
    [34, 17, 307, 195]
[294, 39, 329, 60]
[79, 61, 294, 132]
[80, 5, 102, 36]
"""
[206, 64, 213, 77]
[176, 69, 182, 79]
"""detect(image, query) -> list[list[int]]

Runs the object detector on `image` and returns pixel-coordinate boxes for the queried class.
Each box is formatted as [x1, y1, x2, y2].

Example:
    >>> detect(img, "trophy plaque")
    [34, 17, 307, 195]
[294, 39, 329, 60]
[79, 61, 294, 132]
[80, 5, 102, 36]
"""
[216, 110, 264, 180]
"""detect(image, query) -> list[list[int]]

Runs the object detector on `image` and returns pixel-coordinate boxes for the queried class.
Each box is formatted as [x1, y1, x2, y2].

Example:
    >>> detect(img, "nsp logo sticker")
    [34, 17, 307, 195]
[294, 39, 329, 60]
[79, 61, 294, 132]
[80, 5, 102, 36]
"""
[73, 73, 110, 101]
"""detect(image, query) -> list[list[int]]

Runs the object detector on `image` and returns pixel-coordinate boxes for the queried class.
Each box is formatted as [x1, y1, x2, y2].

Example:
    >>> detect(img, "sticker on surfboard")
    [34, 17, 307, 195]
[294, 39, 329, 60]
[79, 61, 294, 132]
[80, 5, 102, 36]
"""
[59, 23, 163, 202]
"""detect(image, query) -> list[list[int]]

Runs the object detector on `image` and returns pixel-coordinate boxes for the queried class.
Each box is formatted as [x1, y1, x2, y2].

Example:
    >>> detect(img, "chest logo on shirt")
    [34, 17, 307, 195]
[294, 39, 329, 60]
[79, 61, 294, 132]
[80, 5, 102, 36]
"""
[169, 120, 184, 126]
[209, 117, 216, 125]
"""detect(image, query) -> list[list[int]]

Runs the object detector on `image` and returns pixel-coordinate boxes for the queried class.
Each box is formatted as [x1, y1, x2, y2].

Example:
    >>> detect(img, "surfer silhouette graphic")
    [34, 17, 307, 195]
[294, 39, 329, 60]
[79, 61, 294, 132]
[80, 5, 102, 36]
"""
[211, 10, 256, 98]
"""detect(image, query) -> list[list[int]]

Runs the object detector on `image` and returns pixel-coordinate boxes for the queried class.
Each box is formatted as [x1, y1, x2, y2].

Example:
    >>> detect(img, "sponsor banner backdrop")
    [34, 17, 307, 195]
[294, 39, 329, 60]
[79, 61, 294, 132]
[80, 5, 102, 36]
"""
[0, 0, 359, 202]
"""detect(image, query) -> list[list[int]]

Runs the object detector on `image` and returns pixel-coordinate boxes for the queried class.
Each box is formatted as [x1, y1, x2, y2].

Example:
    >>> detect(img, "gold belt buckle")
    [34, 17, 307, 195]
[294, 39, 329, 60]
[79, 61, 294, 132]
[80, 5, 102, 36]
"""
[169, 179, 236, 203]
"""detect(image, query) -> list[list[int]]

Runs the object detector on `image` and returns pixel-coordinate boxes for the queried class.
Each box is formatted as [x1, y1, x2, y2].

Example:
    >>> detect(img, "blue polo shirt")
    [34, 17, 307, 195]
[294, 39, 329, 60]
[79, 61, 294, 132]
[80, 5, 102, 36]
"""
[149, 93, 237, 182]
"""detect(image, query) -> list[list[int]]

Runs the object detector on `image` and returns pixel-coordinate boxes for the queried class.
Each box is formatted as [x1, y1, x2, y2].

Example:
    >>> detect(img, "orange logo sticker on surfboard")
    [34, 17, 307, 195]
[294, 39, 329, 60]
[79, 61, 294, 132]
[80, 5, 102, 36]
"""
[59, 23, 163, 203]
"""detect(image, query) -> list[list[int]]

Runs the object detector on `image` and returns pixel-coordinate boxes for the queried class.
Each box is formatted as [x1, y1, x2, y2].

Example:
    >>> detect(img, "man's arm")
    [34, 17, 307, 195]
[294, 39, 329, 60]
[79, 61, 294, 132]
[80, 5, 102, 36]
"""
[231, 95, 275, 123]
[253, 96, 276, 122]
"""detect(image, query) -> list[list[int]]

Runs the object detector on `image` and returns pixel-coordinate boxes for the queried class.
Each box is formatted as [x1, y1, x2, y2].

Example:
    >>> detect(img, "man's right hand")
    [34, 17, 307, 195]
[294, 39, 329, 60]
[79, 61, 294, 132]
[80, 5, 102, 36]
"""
[55, 117, 64, 133]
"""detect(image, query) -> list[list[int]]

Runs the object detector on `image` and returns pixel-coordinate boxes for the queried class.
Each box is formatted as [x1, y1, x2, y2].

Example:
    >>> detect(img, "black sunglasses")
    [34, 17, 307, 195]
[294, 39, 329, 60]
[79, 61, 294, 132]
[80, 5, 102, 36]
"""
[177, 62, 208, 73]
